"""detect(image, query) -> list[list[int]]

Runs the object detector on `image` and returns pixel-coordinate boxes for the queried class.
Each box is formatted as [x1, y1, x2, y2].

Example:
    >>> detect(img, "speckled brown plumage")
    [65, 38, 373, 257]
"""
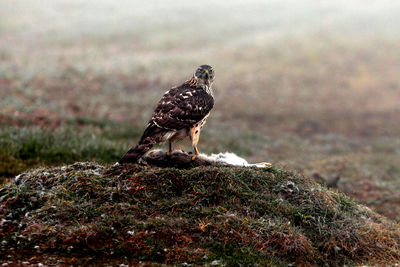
[119, 65, 215, 164]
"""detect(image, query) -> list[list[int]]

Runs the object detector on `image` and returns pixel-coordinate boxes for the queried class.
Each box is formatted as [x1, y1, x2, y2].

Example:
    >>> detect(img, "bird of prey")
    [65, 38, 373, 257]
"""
[119, 64, 215, 164]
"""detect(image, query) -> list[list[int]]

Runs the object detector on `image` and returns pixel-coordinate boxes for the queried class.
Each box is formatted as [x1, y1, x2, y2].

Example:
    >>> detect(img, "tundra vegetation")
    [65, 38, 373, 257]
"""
[1, 162, 400, 265]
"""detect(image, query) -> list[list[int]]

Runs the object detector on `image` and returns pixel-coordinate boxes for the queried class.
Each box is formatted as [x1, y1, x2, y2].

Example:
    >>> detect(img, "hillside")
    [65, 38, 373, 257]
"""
[1, 161, 400, 266]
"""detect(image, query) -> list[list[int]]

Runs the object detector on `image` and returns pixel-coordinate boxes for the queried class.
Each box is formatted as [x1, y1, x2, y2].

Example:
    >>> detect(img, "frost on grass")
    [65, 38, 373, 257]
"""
[1, 161, 400, 266]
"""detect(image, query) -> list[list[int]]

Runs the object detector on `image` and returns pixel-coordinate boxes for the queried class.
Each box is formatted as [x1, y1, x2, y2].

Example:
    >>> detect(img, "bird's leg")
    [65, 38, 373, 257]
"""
[189, 126, 201, 160]
[192, 145, 200, 160]
[167, 141, 173, 156]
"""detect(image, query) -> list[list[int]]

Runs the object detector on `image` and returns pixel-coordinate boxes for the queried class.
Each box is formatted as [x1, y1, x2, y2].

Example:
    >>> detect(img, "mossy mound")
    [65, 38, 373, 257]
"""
[1, 162, 400, 266]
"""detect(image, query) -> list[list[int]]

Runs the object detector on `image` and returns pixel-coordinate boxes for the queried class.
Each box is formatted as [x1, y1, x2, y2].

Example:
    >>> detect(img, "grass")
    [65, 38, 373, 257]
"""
[1, 113, 400, 222]
[1, 162, 399, 265]
[0, 120, 141, 179]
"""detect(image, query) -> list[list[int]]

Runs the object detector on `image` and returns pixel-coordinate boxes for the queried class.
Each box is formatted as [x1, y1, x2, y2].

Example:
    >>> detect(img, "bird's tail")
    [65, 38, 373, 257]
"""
[119, 123, 166, 164]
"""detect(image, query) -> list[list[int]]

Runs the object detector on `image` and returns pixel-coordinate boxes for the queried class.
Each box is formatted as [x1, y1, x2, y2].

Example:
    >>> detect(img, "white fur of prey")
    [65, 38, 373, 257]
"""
[207, 152, 271, 167]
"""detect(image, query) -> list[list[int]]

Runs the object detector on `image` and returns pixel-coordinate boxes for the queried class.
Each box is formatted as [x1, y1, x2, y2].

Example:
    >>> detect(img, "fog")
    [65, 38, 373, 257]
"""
[2, 0, 400, 42]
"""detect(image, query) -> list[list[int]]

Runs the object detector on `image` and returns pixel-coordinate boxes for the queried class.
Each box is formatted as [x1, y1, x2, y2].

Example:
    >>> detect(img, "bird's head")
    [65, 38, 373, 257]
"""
[194, 65, 215, 88]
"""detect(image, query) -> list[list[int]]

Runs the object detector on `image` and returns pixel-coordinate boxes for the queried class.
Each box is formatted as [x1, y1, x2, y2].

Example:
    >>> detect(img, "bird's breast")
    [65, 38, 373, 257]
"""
[163, 128, 189, 142]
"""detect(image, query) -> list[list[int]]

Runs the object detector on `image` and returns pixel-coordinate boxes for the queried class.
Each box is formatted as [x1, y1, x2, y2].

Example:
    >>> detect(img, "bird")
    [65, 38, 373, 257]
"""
[119, 64, 215, 164]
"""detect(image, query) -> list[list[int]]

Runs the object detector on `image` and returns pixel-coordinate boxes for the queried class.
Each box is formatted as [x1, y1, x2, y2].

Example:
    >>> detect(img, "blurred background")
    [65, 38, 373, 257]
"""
[1, 0, 399, 220]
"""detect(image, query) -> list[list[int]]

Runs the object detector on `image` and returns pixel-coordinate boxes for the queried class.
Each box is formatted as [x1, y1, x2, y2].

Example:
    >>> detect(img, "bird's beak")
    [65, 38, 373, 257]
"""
[204, 70, 209, 79]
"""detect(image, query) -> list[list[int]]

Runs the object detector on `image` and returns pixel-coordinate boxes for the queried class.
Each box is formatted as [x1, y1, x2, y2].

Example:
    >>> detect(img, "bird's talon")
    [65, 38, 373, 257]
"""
[191, 155, 197, 160]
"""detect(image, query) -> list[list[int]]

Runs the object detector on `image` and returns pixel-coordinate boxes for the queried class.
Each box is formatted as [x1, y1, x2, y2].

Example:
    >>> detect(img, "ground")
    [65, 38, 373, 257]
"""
[1, 162, 400, 266]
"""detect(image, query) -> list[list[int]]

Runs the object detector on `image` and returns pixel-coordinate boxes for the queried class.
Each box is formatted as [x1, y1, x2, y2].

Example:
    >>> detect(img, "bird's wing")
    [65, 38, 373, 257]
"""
[149, 85, 214, 131]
